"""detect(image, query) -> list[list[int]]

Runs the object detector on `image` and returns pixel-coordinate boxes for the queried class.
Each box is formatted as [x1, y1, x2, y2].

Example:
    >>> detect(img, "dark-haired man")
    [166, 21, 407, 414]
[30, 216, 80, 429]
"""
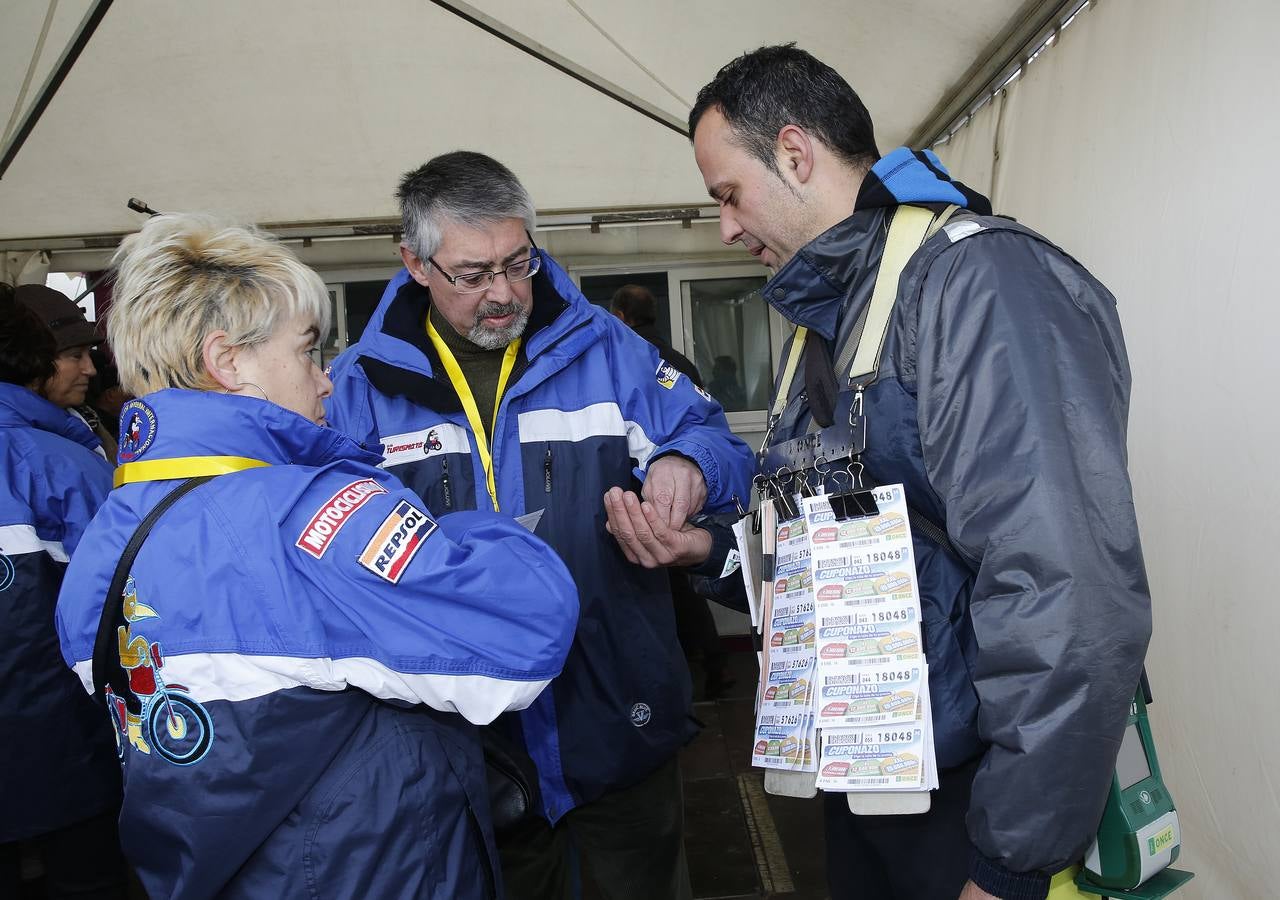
[326, 152, 754, 900]
[689, 45, 1151, 900]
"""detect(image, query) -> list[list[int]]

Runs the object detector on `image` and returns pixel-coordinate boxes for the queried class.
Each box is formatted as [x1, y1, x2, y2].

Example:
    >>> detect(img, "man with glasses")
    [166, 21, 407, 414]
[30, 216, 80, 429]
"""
[325, 151, 753, 900]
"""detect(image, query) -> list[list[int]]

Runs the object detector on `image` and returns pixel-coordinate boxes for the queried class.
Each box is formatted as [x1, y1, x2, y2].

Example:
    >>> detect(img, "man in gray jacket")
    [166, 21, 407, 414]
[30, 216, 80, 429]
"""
[688, 45, 1152, 900]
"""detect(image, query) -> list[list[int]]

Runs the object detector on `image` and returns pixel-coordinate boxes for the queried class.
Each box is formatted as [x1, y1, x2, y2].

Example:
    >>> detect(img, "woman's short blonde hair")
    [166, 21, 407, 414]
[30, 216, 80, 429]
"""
[109, 214, 331, 395]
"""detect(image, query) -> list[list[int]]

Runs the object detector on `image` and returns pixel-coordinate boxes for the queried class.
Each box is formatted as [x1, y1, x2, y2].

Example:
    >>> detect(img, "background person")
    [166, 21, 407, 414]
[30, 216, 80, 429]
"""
[0, 283, 128, 899]
[16, 284, 115, 460]
[54, 215, 579, 899]
[325, 152, 754, 900]
[689, 44, 1151, 900]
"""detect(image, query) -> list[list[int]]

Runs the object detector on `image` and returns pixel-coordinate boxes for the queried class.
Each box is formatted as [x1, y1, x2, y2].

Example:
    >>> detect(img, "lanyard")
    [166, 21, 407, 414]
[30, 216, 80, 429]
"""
[425, 314, 521, 511]
[113, 455, 269, 488]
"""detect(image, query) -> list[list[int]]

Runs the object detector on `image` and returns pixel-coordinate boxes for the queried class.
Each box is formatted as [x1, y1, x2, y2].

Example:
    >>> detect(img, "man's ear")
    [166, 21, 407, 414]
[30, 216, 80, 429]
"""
[777, 124, 816, 186]
[401, 244, 431, 288]
[202, 330, 241, 392]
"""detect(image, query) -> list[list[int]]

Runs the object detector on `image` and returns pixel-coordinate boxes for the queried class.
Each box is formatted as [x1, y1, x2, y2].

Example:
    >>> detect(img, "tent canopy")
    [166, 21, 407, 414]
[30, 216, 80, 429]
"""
[1, 0, 1027, 244]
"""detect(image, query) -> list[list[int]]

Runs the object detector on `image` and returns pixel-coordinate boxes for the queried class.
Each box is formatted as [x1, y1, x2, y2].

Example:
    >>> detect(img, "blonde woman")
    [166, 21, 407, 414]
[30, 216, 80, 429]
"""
[56, 215, 578, 900]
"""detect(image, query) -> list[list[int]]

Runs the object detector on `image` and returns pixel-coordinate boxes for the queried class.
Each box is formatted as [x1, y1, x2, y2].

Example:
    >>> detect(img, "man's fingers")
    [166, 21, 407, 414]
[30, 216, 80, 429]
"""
[622, 492, 670, 566]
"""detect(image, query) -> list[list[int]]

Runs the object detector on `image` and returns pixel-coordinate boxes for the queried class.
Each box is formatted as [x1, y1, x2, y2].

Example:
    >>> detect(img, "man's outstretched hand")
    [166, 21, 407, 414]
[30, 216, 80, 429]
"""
[603, 486, 712, 569]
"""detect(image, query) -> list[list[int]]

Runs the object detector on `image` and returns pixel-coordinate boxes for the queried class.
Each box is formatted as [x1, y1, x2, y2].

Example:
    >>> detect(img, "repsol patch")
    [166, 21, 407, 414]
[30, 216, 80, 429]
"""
[655, 361, 681, 390]
[295, 479, 387, 559]
[358, 500, 437, 583]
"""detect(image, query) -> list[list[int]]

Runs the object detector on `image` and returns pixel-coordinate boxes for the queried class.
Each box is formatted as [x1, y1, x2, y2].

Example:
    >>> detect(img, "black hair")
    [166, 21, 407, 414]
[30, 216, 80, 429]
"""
[610, 284, 657, 326]
[688, 44, 879, 173]
[0, 282, 57, 387]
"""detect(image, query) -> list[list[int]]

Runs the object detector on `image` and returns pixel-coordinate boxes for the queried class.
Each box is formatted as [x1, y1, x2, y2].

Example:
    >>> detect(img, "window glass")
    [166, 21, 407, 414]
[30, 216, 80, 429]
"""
[682, 277, 770, 412]
[343, 280, 388, 346]
[579, 272, 671, 346]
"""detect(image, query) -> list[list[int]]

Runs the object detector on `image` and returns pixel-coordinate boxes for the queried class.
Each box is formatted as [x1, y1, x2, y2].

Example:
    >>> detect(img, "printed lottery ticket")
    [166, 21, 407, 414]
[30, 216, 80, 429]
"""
[752, 711, 816, 771]
[816, 724, 928, 791]
[815, 661, 924, 728]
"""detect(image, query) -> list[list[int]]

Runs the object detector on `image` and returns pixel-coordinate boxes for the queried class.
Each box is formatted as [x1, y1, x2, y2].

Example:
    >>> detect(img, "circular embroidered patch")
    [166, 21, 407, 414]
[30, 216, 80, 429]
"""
[0, 555, 14, 592]
[630, 702, 652, 727]
[118, 399, 158, 462]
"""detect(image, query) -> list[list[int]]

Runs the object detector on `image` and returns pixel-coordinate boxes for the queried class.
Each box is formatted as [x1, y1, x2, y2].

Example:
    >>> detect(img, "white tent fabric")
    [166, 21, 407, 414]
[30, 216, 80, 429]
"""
[0, 0, 1024, 242]
[937, 2, 1278, 897]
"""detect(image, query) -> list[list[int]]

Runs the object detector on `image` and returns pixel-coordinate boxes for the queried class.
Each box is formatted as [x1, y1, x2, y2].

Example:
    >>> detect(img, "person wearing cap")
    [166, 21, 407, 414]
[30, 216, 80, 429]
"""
[0, 283, 129, 898]
[16, 284, 116, 460]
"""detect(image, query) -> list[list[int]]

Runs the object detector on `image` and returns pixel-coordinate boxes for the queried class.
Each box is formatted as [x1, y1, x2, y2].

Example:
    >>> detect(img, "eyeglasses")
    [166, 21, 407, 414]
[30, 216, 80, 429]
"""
[427, 239, 542, 294]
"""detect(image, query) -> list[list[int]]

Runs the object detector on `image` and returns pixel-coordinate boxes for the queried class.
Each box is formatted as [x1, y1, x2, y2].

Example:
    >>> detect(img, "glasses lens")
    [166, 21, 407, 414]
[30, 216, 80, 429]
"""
[454, 271, 494, 293]
[506, 255, 540, 283]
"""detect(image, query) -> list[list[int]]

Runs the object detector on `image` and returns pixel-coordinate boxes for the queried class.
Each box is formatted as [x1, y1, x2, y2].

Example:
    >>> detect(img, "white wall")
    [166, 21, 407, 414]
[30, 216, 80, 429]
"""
[936, 2, 1279, 897]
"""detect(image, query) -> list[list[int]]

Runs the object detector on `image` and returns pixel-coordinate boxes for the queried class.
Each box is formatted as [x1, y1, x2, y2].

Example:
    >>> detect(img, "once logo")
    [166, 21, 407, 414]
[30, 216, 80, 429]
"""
[0, 555, 14, 592]
[630, 702, 652, 727]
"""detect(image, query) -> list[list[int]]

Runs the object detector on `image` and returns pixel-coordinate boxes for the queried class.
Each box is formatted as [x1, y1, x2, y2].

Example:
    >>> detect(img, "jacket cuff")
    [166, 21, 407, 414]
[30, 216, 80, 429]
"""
[648, 440, 722, 508]
[684, 519, 738, 578]
[969, 847, 1050, 900]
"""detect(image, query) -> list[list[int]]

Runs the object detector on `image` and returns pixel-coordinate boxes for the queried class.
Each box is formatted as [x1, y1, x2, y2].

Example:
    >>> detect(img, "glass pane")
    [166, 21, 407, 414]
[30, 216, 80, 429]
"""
[682, 277, 770, 413]
[344, 280, 389, 347]
[579, 272, 671, 346]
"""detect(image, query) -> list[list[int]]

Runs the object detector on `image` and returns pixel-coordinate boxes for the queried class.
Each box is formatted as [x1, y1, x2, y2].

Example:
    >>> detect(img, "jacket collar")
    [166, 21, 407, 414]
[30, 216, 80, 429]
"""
[761, 146, 992, 339]
[122, 388, 381, 469]
[0, 382, 101, 452]
[351, 250, 600, 408]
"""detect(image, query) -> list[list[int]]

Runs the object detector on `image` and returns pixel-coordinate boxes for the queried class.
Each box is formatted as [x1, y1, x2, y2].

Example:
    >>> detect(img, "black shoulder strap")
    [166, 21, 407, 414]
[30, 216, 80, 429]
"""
[91, 476, 215, 709]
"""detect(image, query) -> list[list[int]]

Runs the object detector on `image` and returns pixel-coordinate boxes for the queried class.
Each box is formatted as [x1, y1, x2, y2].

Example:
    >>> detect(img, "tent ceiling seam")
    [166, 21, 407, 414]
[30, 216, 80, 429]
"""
[2, 0, 59, 146]
[426, 0, 688, 136]
[565, 0, 690, 109]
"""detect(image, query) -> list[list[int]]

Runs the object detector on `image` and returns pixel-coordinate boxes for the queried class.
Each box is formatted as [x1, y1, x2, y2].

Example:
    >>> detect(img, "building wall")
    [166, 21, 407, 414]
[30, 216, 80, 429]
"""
[936, 2, 1279, 896]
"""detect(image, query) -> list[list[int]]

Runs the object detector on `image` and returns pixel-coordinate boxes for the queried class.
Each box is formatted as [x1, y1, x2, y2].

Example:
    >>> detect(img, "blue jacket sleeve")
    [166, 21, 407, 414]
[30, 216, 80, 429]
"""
[279, 474, 580, 724]
[600, 314, 754, 514]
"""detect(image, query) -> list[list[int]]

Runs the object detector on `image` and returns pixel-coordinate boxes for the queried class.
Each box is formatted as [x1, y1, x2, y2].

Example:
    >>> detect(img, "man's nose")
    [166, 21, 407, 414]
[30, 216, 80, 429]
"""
[719, 209, 743, 246]
[486, 272, 515, 303]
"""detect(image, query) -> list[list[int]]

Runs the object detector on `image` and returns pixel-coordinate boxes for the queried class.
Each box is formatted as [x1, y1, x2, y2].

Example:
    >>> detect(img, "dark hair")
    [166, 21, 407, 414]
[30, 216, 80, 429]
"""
[0, 282, 57, 387]
[688, 44, 879, 173]
[610, 284, 657, 326]
[397, 151, 535, 260]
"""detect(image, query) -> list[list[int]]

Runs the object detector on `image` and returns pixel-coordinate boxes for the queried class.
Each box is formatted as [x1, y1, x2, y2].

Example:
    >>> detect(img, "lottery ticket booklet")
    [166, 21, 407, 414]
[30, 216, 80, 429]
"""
[748, 486, 938, 795]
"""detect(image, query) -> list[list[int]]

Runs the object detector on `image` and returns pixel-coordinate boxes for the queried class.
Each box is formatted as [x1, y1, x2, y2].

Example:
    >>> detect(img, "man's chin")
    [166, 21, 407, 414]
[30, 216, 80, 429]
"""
[468, 315, 528, 349]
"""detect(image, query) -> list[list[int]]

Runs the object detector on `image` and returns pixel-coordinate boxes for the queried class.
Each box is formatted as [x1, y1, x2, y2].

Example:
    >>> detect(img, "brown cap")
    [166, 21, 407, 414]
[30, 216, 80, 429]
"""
[15, 284, 97, 352]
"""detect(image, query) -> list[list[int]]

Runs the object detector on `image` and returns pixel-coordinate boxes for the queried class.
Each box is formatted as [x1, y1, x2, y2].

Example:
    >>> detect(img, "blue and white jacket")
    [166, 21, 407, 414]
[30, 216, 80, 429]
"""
[325, 253, 754, 821]
[0, 382, 119, 842]
[56, 389, 578, 899]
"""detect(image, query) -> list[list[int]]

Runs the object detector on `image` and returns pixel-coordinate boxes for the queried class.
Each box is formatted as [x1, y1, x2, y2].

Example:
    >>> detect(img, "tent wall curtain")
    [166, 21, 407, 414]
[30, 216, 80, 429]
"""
[935, 2, 1279, 897]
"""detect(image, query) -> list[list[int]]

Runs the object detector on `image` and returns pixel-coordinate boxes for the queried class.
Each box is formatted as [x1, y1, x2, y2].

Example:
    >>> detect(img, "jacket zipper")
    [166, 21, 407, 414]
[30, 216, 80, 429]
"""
[484, 318, 591, 512]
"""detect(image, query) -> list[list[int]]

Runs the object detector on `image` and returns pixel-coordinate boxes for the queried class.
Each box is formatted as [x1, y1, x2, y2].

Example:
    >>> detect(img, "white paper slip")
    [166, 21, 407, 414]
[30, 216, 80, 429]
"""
[731, 517, 761, 628]
[514, 508, 544, 532]
[816, 725, 928, 791]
